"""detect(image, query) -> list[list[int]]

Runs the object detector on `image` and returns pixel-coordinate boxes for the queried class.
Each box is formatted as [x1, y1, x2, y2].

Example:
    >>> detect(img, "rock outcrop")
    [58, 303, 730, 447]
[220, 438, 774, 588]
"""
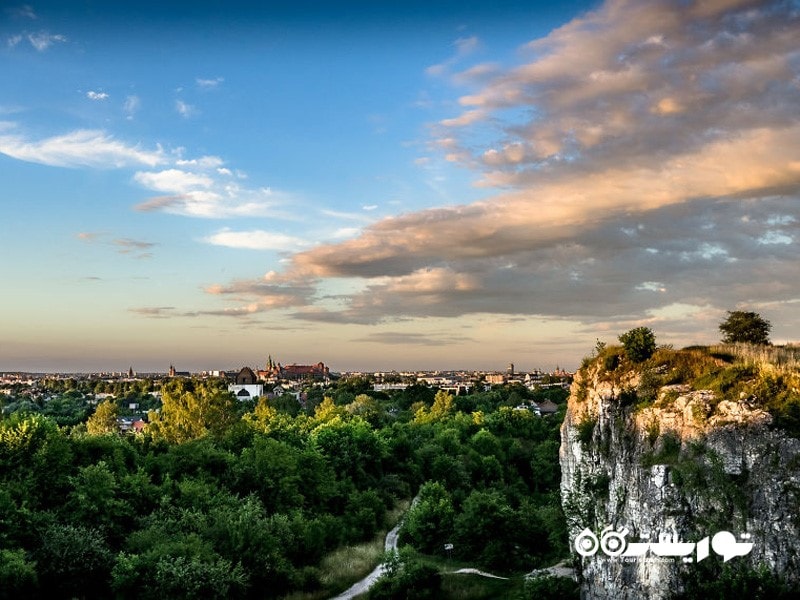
[560, 355, 800, 599]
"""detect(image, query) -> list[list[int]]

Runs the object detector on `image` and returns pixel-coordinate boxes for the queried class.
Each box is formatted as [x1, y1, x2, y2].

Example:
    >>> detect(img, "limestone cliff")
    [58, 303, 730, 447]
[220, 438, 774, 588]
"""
[560, 347, 800, 599]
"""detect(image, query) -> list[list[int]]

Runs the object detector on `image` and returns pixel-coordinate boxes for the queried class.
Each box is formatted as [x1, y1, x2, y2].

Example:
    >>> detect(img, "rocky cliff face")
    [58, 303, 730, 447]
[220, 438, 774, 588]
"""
[560, 354, 800, 599]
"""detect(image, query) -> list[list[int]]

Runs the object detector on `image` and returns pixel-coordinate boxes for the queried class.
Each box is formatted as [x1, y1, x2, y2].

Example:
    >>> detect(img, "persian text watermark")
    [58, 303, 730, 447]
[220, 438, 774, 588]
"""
[574, 526, 753, 563]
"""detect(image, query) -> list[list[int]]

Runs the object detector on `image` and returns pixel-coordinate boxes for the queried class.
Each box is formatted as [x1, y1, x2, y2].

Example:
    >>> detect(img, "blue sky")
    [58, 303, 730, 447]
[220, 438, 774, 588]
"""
[2, 0, 799, 373]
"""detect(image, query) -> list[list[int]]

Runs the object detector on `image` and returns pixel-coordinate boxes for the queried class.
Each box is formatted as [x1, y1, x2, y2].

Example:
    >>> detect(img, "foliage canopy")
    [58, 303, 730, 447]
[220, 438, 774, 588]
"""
[719, 310, 771, 345]
[0, 375, 571, 599]
[618, 327, 657, 363]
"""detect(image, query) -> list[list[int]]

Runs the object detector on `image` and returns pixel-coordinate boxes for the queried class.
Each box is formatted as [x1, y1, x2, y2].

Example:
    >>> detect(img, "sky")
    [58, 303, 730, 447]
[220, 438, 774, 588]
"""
[1, 0, 799, 373]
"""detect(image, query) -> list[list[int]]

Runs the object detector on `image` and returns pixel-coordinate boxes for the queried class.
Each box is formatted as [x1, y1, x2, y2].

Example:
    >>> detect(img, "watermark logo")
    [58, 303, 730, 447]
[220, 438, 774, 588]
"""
[574, 526, 753, 563]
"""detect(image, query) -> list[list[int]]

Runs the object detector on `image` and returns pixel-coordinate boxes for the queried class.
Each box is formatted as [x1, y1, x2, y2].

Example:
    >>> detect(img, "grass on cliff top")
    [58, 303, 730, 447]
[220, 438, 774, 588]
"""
[582, 343, 800, 437]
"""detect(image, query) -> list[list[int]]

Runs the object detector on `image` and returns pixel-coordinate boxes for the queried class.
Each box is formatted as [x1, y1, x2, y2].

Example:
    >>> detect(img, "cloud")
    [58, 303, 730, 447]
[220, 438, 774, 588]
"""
[332, 227, 361, 239]
[321, 209, 373, 223]
[197, 270, 318, 316]
[427, 35, 481, 77]
[0, 128, 164, 168]
[114, 238, 156, 252]
[123, 95, 140, 120]
[123, 144, 292, 218]
[0, 117, 288, 224]
[196, 77, 224, 88]
[77, 232, 156, 259]
[129, 303, 302, 320]
[133, 169, 213, 193]
[131, 158, 293, 218]
[25, 31, 66, 51]
[133, 183, 287, 219]
[86, 91, 109, 101]
[203, 228, 307, 251]
[352, 331, 476, 346]
[278, 198, 800, 325]
[176, 156, 224, 169]
[128, 306, 178, 319]
[9, 5, 37, 19]
[175, 100, 197, 118]
[203, 0, 800, 337]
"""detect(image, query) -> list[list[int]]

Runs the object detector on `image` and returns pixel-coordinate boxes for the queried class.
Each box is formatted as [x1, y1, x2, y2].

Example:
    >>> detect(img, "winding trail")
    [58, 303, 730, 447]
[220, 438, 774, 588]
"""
[448, 568, 508, 579]
[328, 522, 402, 600]
[328, 496, 417, 600]
[328, 494, 572, 599]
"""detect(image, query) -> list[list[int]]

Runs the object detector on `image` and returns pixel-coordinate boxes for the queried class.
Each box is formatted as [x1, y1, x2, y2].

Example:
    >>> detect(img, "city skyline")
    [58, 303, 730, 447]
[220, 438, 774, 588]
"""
[2, 0, 799, 373]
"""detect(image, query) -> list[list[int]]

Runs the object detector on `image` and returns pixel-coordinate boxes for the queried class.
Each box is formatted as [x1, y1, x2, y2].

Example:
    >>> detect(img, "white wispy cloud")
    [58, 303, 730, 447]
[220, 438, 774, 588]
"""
[86, 90, 109, 101]
[0, 121, 288, 222]
[0, 126, 288, 220]
[133, 169, 214, 193]
[132, 160, 292, 219]
[25, 31, 66, 51]
[176, 156, 224, 168]
[0, 127, 165, 168]
[122, 95, 140, 120]
[196, 76, 224, 88]
[332, 227, 361, 239]
[12, 5, 37, 19]
[320, 209, 374, 223]
[175, 99, 197, 118]
[203, 228, 307, 251]
[426, 35, 481, 77]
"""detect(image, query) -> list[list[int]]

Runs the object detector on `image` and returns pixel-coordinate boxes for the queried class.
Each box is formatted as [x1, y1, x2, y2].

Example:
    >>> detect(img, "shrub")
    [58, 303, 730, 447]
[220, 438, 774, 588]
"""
[719, 311, 771, 345]
[369, 548, 441, 600]
[636, 369, 662, 408]
[619, 327, 657, 363]
[0, 549, 38, 599]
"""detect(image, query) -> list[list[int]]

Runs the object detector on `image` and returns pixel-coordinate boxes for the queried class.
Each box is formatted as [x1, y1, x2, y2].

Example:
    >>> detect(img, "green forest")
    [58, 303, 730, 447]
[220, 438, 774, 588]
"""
[0, 377, 575, 599]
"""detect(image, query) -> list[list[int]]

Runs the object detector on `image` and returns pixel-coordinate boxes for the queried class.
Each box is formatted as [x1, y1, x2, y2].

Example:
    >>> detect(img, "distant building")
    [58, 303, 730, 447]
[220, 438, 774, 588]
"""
[264, 356, 330, 382]
[235, 367, 258, 384]
[373, 383, 409, 392]
[228, 367, 263, 400]
[168, 364, 191, 377]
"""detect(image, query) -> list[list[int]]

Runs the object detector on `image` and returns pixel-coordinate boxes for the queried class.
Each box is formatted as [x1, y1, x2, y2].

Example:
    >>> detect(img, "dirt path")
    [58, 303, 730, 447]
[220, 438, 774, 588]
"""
[447, 567, 509, 579]
[525, 560, 575, 579]
[328, 522, 401, 600]
[328, 497, 416, 600]
[328, 494, 570, 599]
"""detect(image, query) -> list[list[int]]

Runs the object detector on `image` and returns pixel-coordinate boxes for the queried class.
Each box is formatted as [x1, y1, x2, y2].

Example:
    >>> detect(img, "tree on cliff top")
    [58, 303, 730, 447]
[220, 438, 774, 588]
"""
[719, 310, 771, 345]
[618, 327, 657, 363]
